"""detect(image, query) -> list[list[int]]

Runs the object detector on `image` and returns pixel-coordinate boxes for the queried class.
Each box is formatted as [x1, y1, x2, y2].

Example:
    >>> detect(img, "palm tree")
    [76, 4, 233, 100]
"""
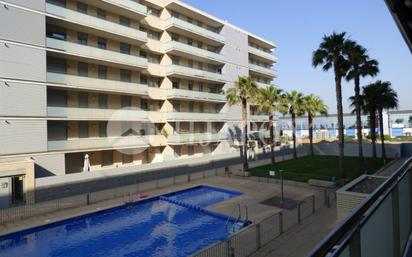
[303, 94, 328, 156]
[282, 90, 305, 159]
[345, 41, 379, 173]
[312, 32, 349, 180]
[256, 86, 283, 164]
[363, 81, 398, 161]
[226, 76, 258, 170]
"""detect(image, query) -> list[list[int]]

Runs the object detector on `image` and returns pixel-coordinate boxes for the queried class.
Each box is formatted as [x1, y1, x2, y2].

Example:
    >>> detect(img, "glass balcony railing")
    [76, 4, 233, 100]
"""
[46, 3, 147, 42]
[167, 133, 228, 144]
[249, 63, 277, 78]
[165, 17, 224, 43]
[104, 0, 147, 16]
[47, 106, 149, 121]
[250, 114, 268, 122]
[47, 72, 148, 95]
[248, 46, 277, 62]
[167, 89, 225, 102]
[166, 65, 225, 83]
[167, 112, 226, 121]
[46, 38, 148, 69]
[255, 82, 273, 88]
[165, 41, 225, 63]
[48, 136, 149, 151]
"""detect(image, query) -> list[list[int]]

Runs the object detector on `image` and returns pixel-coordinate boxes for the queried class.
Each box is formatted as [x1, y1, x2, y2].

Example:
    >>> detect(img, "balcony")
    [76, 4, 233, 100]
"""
[248, 46, 277, 63]
[167, 112, 226, 122]
[47, 106, 149, 121]
[165, 17, 224, 44]
[46, 38, 148, 69]
[250, 114, 268, 122]
[46, 3, 147, 43]
[249, 64, 277, 78]
[96, 0, 146, 17]
[47, 72, 148, 95]
[166, 65, 225, 83]
[167, 133, 227, 145]
[167, 89, 225, 102]
[255, 82, 273, 88]
[165, 41, 225, 63]
[48, 136, 149, 151]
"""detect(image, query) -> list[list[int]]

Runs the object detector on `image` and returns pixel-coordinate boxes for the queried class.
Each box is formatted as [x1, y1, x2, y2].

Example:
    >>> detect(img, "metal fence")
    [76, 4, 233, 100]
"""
[192, 189, 336, 257]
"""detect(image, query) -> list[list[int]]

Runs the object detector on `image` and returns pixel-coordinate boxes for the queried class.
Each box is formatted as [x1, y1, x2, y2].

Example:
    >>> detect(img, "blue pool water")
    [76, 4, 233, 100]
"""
[0, 186, 243, 257]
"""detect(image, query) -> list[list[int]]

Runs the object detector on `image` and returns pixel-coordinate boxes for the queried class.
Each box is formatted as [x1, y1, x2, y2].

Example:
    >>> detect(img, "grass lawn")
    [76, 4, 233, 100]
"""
[248, 155, 388, 183]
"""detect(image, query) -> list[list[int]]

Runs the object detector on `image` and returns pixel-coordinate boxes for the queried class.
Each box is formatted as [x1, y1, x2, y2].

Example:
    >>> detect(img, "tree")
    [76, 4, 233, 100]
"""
[226, 76, 258, 170]
[363, 81, 398, 161]
[281, 90, 305, 159]
[345, 41, 379, 173]
[303, 94, 328, 156]
[312, 32, 349, 181]
[256, 86, 283, 164]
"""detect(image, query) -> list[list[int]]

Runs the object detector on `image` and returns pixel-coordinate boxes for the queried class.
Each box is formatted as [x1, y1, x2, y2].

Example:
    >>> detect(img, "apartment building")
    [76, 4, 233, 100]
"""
[0, 0, 277, 176]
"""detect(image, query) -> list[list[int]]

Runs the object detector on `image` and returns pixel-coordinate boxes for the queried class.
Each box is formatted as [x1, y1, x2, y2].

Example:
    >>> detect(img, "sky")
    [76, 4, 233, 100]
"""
[182, 0, 412, 113]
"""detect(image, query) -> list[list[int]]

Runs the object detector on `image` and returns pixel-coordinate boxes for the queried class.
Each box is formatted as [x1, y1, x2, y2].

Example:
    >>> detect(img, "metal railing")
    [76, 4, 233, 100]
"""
[307, 156, 412, 257]
[192, 189, 335, 257]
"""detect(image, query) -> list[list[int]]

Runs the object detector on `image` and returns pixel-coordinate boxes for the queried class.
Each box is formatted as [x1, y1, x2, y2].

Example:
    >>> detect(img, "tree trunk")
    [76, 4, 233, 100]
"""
[292, 112, 297, 159]
[334, 66, 345, 181]
[269, 114, 275, 164]
[370, 110, 377, 158]
[308, 115, 314, 156]
[242, 98, 249, 170]
[379, 108, 386, 161]
[354, 74, 364, 174]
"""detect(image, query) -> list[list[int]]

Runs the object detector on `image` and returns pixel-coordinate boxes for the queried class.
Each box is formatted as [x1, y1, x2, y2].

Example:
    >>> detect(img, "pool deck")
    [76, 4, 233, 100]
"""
[0, 175, 320, 237]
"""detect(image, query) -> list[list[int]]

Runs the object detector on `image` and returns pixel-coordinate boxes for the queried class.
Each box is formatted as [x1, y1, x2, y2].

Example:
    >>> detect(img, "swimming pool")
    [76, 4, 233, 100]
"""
[0, 185, 244, 257]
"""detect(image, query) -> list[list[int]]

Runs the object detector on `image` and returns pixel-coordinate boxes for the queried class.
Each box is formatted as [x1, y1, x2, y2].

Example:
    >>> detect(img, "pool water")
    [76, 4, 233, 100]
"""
[0, 186, 243, 257]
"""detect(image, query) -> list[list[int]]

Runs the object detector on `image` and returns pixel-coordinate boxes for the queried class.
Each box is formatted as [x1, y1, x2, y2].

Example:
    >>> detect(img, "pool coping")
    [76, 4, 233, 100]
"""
[0, 184, 245, 239]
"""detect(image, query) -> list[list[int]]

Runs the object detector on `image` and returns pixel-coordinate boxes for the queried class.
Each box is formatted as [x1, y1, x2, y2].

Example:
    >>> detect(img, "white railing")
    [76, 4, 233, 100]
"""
[167, 88, 225, 102]
[47, 106, 149, 121]
[167, 112, 227, 121]
[167, 133, 228, 144]
[248, 46, 277, 62]
[165, 41, 225, 63]
[166, 65, 225, 82]
[165, 17, 224, 43]
[249, 64, 277, 77]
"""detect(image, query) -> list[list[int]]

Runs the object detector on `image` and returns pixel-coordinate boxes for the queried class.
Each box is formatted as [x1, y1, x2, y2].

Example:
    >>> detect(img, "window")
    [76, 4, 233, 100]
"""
[121, 95, 132, 108]
[139, 51, 147, 58]
[171, 11, 179, 18]
[122, 154, 133, 164]
[207, 45, 217, 52]
[148, 54, 160, 64]
[77, 32, 88, 45]
[174, 101, 180, 112]
[97, 8, 106, 19]
[98, 65, 107, 79]
[119, 16, 130, 27]
[207, 25, 217, 32]
[97, 37, 107, 49]
[140, 75, 148, 85]
[120, 69, 131, 82]
[198, 82, 204, 91]
[198, 62, 203, 70]
[188, 59, 194, 68]
[101, 150, 113, 166]
[46, 25, 66, 40]
[148, 77, 161, 88]
[77, 2, 88, 14]
[197, 21, 203, 27]
[99, 94, 108, 109]
[172, 80, 180, 89]
[197, 41, 203, 49]
[188, 80, 194, 90]
[78, 92, 88, 107]
[47, 89, 67, 107]
[147, 30, 160, 40]
[47, 0, 66, 7]
[188, 145, 195, 156]
[187, 17, 193, 23]
[99, 121, 107, 137]
[171, 33, 179, 41]
[77, 62, 88, 77]
[78, 121, 89, 138]
[47, 57, 67, 73]
[189, 102, 194, 112]
[120, 42, 131, 54]
[199, 102, 204, 112]
[171, 56, 180, 65]
[187, 38, 193, 46]
[140, 99, 148, 110]
[174, 146, 181, 156]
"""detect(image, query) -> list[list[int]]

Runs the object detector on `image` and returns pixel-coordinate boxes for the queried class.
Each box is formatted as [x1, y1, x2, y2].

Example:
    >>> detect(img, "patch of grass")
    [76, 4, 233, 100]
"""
[248, 155, 388, 183]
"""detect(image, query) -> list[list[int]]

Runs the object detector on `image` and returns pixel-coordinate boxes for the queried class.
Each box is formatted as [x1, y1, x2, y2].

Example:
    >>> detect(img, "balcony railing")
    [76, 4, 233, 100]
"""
[250, 114, 268, 122]
[167, 112, 226, 122]
[47, 106, 149, 121]
[48, 135, 149, 151]
[307, 157, 412, 257]
[46, 38, 148, 69]
[165, 41, 225, 63]
[167, 89, 225, 102]
[249, 63, 277, 77]
[47, 72, 148, 95]
[255, 82, 273, 88]
[101, 0, 147, 16]
[248, 46, 277, 62]
[165, 17, 224, 43]
[167, 133, 228, 144]
[46, 3, 147, 42]
[166, 65, 225, 83]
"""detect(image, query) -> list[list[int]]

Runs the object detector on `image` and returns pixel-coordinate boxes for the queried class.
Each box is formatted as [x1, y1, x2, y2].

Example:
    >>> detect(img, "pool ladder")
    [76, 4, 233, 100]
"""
[226, 204, 249, 232]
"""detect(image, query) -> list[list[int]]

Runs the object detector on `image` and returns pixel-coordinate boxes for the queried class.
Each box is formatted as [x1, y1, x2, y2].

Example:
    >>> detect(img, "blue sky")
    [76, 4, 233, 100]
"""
[182, 0, 412, 113]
